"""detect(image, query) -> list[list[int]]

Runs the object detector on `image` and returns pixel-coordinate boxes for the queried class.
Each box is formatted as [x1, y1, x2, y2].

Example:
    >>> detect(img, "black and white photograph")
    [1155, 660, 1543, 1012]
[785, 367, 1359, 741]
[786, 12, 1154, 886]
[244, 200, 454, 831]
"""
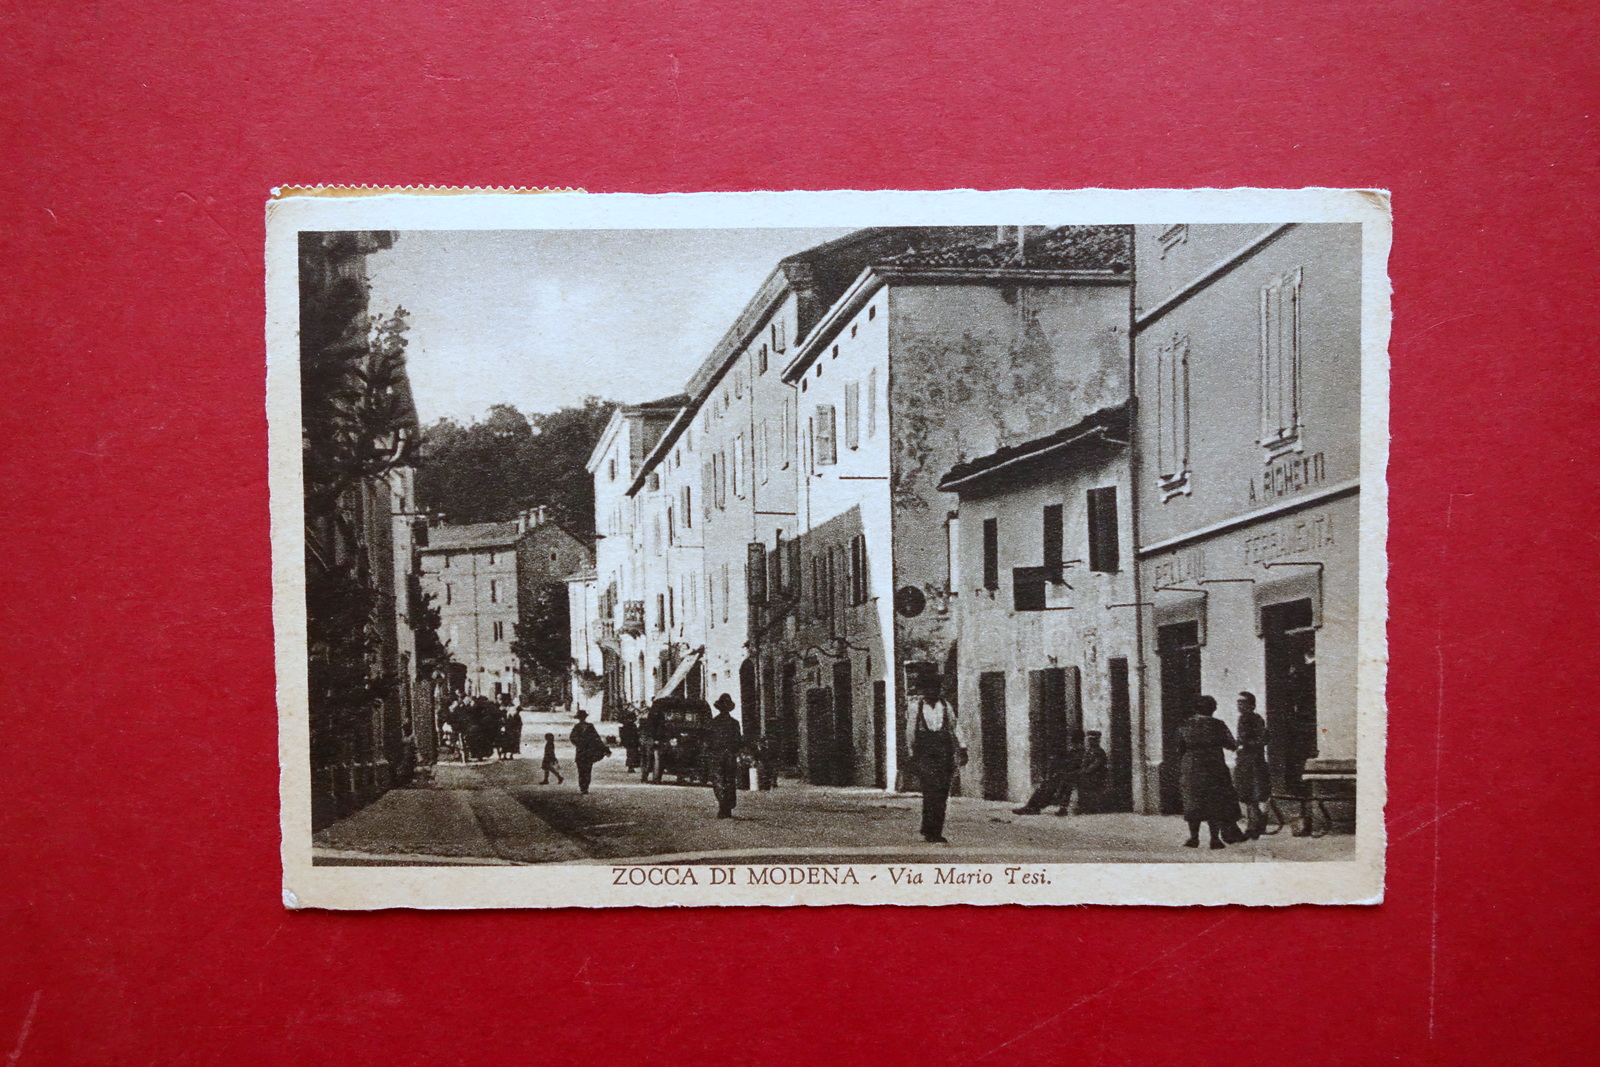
[271, 189, 1389, 907]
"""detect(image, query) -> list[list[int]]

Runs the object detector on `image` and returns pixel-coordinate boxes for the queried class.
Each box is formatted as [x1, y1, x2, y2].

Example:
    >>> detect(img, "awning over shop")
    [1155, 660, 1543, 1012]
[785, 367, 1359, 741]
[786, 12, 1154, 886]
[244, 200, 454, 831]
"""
[653, 646, 704, 701]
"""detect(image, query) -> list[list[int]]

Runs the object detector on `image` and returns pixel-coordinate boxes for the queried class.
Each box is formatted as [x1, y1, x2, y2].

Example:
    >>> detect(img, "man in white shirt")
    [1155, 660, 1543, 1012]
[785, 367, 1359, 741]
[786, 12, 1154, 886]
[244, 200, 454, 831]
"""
[909, 679, 959, 843]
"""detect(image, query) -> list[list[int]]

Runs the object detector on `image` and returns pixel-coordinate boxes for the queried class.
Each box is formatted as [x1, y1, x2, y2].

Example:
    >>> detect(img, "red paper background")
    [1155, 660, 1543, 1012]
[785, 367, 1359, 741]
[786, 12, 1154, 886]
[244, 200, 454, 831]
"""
[3, 2, 1597, 1063]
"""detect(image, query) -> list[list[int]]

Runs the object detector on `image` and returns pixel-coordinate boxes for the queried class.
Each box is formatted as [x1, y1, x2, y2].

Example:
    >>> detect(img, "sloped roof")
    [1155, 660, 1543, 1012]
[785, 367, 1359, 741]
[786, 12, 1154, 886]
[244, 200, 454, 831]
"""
[419, 521, 521, 552]
[888, 225, 1132, 272]
[937, 402, 1131, 493]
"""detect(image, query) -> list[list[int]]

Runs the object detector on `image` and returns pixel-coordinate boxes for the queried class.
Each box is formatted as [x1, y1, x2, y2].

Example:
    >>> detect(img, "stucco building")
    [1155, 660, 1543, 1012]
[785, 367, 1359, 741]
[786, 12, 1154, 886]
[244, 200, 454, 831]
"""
[588, 395, 688, 715]
[1130, 223, 1362, 817]
[417, 521, 522, 701]
[936, 402, 1137, 808]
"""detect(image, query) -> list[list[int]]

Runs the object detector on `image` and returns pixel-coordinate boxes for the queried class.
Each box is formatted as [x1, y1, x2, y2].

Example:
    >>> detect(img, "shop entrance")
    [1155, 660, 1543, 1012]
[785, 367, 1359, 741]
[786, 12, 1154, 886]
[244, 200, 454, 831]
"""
[1157, 622, 1202, 814]
[1263, 598, 1318, 794]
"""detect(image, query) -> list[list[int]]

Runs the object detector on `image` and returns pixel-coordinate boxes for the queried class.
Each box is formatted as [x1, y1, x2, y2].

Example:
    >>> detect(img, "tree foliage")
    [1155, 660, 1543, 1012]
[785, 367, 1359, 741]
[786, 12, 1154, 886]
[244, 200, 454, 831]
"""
[302, 303, 418, 517]
[511, 581, 571, 701]
[415, 397, 616, 532]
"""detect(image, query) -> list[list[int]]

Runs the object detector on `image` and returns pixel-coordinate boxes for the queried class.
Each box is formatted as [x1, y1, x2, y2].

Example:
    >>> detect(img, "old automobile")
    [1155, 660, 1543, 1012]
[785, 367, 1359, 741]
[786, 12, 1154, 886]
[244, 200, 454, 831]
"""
[640, 696, 713, 784]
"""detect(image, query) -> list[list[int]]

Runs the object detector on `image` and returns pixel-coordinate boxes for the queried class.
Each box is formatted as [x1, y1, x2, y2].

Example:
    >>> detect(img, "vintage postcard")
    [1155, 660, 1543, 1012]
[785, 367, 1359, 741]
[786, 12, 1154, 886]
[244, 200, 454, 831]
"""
[269, 188, 1389, 908]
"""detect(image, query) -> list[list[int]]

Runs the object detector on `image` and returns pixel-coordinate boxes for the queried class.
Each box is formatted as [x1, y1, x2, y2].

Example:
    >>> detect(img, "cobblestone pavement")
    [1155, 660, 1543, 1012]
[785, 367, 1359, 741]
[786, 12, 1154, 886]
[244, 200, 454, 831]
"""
[314, 719, 1355, 866]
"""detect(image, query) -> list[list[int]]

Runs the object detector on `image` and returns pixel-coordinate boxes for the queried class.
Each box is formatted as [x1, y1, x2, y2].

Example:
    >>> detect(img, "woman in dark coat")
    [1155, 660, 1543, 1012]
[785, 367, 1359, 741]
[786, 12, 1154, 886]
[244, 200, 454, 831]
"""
[1232, 692, 1270, 839]
[1176, 695, 1243, 849]
[500, 708, 523, 759]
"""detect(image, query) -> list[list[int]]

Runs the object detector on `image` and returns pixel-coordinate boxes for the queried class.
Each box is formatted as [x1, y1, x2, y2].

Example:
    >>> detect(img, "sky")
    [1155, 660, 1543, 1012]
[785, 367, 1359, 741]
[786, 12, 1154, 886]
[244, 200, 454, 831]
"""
[364, 228, 856, 425]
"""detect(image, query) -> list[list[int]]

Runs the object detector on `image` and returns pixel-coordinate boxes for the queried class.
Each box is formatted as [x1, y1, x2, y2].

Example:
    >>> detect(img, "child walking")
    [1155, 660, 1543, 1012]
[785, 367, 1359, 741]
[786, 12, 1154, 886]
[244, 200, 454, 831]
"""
[540, 733, 565, 785]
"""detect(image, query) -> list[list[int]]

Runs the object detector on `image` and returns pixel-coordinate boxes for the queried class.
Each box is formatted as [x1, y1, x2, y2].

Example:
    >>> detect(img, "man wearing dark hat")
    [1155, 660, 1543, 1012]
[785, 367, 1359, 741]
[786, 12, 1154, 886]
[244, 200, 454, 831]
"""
[707, 693, 743, 818]
[909, 676, 960, 843]
[569, 709, 610, 795]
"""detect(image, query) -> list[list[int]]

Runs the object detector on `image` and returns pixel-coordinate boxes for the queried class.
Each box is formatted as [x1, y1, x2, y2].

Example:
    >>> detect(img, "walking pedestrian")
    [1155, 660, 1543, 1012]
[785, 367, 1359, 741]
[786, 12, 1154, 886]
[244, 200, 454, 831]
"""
[540, 733, 564, 785]
[1177, 695, 1245, 849]
[910, 678, 960, 843]
[569, 709, 610, 795]
[619, 712, 642, 773]
[1232, 692, 1270, 839]
[1013, 731, 1086, 815]
[707, 693, 743, 818]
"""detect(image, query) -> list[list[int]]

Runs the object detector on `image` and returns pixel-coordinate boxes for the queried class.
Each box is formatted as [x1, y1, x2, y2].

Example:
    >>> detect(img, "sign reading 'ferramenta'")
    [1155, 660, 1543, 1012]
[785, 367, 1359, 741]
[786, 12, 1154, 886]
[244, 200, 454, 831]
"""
[1243, 511, 1336, 566]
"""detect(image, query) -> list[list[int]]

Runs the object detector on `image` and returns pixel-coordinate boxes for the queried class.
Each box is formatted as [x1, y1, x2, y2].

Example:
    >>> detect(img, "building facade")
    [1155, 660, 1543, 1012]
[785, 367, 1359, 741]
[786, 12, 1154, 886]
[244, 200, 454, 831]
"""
[584, 223, 1362, 822]
[588, 396, 687, 716]
[936, 403, 1138, 808]
[417, 521, 522, 701]
[1131, 223, 1362, 816]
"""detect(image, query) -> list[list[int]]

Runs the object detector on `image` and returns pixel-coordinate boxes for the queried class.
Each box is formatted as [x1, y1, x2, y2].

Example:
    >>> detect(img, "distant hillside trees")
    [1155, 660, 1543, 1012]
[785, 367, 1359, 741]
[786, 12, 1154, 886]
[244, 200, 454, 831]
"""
[415, 397, 616, 533]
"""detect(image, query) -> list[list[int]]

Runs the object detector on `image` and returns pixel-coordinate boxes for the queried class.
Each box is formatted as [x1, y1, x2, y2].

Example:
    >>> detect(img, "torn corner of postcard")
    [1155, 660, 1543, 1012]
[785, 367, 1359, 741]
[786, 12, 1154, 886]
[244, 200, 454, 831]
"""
[270, 187, 1390, 909]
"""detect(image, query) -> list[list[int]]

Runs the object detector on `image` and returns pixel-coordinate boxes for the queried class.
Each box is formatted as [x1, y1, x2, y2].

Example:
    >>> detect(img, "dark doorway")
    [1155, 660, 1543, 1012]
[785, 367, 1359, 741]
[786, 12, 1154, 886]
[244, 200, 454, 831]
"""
[779, 664, 799, 768]
[832, 660, 854, 786]
[872, 681, 887, 789]
[740, 659, 759, 739]
[1263, 599, 1318, 795]
[1028, 667, 1077, 792]
[685, 660, 704, 702]
[978, 671, 1009, 800]
[805, 687, 833, 785]
[1105, 657, 1134, 812]
[1157, 621, 1203, 814]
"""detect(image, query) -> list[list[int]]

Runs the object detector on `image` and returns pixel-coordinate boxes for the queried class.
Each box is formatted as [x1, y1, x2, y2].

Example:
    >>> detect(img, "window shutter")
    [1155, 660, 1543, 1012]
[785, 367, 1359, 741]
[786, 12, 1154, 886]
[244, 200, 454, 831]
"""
[844, 382, 860, 450]
[982, 518, 999, 591]
[815, 405, 837, 465]
[1087, 486, 1120, 573]
[1043, 504, 1063, 574]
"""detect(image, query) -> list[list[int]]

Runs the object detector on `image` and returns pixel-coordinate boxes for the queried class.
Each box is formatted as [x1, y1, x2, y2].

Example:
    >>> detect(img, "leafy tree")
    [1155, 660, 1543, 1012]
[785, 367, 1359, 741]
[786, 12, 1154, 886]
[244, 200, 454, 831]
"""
[511, 581, 571, 704]
[302, 304, 418, 515]
[415, 397, 615, 532]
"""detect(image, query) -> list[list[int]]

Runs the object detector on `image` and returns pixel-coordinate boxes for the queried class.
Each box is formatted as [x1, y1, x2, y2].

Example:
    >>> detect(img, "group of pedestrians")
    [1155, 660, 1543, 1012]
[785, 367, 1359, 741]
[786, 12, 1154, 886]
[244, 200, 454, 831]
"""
[907, 677, 1276, 852]
[1175, 691, 1271, 849]
[444, 697, 523, 762]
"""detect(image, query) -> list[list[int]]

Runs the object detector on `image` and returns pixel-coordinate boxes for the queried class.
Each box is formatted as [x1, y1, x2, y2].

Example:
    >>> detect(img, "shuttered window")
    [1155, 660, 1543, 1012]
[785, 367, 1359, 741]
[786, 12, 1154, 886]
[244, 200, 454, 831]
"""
[982, 518, 999, 591]
[814, 405, 837, 465]
[1087, 486, 1120, 573]
[844, 382, 860, 450]
[1043, 504, 1063, 574]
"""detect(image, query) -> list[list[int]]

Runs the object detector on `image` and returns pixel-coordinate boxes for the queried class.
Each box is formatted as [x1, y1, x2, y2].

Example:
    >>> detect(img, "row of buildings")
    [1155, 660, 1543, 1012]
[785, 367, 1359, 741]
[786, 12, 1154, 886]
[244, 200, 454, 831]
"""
[571, 223, 1362, 816]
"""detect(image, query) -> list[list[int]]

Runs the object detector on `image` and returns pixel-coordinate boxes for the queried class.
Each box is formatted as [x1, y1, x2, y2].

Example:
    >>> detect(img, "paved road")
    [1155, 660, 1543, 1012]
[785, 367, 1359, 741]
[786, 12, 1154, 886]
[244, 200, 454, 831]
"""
[315, 722, 1354, 866]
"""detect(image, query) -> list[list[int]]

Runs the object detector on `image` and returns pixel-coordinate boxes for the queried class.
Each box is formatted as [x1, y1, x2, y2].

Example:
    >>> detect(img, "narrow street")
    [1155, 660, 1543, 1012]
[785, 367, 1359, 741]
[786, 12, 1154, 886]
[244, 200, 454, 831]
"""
[313, 713, 1355, 866]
